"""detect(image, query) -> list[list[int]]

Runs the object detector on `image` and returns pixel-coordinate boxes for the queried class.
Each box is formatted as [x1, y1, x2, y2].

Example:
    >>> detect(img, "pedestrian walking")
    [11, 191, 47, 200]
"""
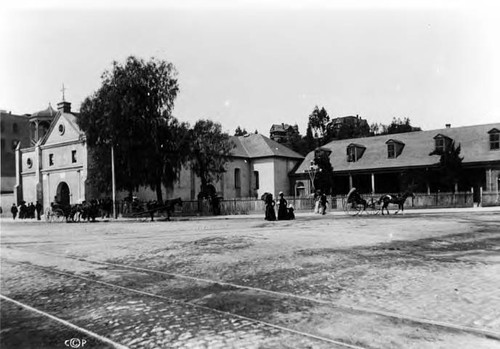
[320, 193, 328, 215]
[35, 201, 43, 220]
[277, 192, 288, 220]
[11, 203, 18, 220]
[19, 201, 26, 219]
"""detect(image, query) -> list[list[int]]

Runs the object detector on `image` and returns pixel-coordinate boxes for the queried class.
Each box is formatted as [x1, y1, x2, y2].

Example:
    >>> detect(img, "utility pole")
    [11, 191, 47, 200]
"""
[111, 144, 117, 219]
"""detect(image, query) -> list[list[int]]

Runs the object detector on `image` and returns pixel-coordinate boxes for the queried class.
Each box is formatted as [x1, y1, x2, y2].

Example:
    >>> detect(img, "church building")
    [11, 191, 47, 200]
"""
[15, 99, 303, 210]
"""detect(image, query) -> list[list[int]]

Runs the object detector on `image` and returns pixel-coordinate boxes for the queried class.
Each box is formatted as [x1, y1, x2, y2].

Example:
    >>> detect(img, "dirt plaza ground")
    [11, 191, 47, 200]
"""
[1, 208, 500, 349]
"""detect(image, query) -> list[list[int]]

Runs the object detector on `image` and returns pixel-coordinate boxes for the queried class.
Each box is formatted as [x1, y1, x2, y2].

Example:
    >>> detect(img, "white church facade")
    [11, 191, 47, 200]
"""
[15, 100, 304, 210]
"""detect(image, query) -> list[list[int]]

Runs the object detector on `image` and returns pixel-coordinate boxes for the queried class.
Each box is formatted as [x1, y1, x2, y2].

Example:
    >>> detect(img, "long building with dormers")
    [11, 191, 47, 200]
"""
[291, 123, 500, 204]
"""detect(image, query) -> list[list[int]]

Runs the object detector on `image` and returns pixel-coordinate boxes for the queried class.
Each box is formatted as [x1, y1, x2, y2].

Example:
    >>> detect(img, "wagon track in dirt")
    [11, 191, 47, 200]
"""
[7, 247, 500, 342]
[1, 258, 368, 349]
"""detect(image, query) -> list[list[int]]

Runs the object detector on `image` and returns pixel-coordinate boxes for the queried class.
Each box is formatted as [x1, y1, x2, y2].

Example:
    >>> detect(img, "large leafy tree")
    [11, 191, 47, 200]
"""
[78, 56, 186, 202]
[308, 106, 330, 140]
[234, 126, 248, 136]
[429, 141, 464, 192]
[312, 149, 334, 195]
[189, 120, 234, 198]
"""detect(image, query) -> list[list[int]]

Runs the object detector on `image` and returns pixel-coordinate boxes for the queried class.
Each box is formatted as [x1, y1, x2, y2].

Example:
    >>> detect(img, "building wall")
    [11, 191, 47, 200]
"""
[252, 159, 275, 198]
[1, 112, 30, 192]
[43, 170, 84, 207]
[21, 173, 37, 204]
[273, 158, 300, 196]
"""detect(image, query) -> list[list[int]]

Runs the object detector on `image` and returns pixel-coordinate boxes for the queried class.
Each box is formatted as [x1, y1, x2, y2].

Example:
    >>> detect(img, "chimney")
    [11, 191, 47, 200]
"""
[445, 124, 451, 128]
[57, 101, 71, 113]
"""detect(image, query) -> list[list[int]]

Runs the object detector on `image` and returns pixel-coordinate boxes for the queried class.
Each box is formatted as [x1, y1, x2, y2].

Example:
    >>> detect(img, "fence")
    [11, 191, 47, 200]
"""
[113, 191, 499, 218]
[482, 191, 500, 207]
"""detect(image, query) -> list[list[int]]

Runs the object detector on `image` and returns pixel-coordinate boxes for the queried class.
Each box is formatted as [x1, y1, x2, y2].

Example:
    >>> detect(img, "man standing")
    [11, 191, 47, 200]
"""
[11, 203, 18, 220]
[320, 193, 328, 215]
[35, 201, 43, 221]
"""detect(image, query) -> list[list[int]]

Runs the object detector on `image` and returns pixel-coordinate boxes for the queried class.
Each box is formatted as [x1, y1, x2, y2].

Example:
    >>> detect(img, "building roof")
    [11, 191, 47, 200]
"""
[270, 123, 296, 132]
[31, 104, 58, 118]
[230, 133, 304, 159]
[40, 111, 84, 145]
[294, 123, 500, 174]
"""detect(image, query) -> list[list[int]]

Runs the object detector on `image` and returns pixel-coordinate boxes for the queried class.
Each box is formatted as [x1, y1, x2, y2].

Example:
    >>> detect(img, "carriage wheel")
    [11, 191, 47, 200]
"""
[45, 208, 52, 222]
[366, 199, 380, 215]
[53, 209, 66, 222]
[346, 203, 363, 216]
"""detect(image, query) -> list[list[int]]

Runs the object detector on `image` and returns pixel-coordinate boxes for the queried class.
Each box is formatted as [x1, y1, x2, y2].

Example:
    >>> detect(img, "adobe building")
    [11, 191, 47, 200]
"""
[16, 100, 304, 209]
[291, 123, 500, 205]
[16, 101, 88, 209]
[165, 133, 304, 201]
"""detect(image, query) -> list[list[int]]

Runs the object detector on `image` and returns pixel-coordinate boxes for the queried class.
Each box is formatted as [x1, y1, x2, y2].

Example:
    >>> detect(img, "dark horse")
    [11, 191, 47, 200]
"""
[146, 197, 183, 221]
[378, 192, 415, 215]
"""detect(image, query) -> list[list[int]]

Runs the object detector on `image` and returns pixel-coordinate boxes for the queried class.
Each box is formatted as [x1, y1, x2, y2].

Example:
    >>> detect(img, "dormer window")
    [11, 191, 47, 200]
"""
[346, 143, 366, 162]
[433, 134, 452, 153]
[489, 128, 500, 150]
[386, 139, 405, 159]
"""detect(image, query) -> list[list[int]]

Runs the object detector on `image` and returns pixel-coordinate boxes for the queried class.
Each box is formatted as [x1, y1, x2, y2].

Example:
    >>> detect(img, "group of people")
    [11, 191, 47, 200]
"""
[264, 192, 295, 221]
[11, 201, 43, 220]
[314, 190, 329, 215]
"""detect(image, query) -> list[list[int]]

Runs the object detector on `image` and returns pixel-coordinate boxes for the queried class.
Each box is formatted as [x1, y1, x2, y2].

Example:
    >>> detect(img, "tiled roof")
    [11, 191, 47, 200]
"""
[230, 134, 304, 159]
[31, 104, 57, 118]
[294, 123, 500, 174]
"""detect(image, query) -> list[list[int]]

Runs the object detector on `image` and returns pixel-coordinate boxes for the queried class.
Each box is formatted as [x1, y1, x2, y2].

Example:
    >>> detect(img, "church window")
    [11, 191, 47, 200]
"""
[49, 154, 54, 166]
[72, 150, 77, 163]
[253, 171, 259, 190]
[489, 129, 499, 150]
[58, 124, 65, 135]
[234, 168, 241, 189]
[27, 158, 33, 169]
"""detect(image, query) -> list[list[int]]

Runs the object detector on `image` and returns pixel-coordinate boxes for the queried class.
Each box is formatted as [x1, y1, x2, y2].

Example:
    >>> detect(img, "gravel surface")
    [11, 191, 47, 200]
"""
[1, 209, 500, 348]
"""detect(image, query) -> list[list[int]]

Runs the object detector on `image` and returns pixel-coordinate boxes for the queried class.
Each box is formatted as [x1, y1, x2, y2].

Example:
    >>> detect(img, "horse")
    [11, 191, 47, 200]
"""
[378, 191, 415, 215]
[147, 197, 183, 221]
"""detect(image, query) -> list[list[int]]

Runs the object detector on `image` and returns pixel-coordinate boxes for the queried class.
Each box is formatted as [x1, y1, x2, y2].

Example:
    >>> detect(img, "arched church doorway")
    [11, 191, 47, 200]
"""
[56, 182, 70, 206]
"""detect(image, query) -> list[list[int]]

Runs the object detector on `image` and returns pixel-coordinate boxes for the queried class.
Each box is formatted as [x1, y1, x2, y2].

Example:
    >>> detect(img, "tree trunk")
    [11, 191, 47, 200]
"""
[156, 179, 163, 204]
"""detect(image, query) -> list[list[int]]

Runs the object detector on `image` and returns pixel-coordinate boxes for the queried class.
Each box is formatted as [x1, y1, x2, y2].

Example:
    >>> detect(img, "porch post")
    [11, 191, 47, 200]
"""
[371, 173, 375, 194]
[349, 173, 353, 190]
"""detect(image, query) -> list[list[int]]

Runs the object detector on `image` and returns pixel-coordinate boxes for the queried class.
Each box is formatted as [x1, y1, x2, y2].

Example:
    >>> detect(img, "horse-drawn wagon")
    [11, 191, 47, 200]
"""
[343, 188, 414, 216]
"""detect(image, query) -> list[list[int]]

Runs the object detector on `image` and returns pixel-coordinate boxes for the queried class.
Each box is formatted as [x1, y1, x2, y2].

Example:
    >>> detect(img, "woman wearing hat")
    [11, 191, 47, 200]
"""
[277, 191, 288, 220]
[264, 193, 276, 221]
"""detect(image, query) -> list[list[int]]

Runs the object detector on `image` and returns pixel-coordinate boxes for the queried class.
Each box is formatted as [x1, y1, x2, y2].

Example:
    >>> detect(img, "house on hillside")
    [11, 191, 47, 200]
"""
[269, 123, 299, 144]
[291, 123, 500, 205]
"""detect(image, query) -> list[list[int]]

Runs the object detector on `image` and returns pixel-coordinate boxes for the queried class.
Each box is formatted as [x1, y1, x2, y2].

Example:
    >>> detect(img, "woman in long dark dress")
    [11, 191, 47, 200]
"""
[265, 194, 276, 221]
[277, 192, 288, 220]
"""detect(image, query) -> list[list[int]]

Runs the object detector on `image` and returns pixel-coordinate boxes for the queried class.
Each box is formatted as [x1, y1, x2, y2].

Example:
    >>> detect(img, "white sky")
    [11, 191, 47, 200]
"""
[1, 0, 499, 135]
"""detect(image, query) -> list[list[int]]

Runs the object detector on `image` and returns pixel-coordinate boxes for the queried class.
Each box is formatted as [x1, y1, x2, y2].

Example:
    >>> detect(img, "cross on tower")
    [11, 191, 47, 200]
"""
[61, 83, 66, 102]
